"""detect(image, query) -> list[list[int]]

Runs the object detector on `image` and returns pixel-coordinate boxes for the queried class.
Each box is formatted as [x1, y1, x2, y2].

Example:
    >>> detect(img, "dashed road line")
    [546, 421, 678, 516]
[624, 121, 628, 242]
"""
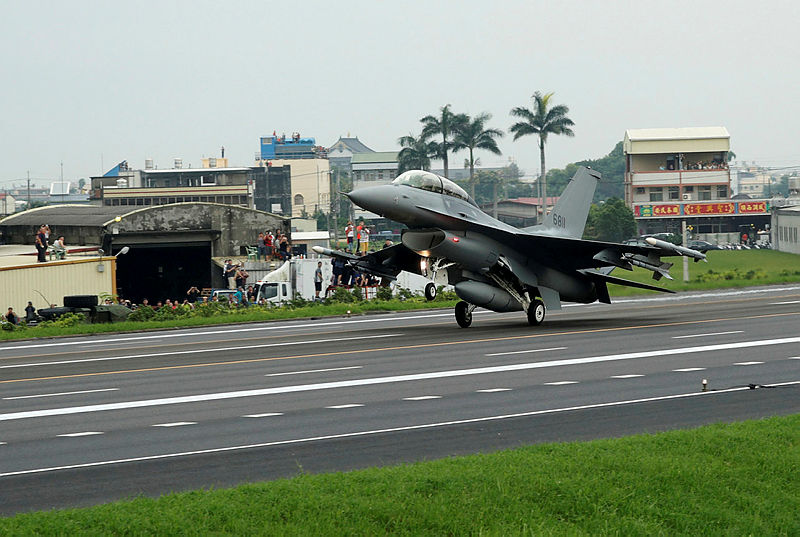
[485, 347, 567, 357]
[476, 388, 511, 393]
[610, 374, 644, 379]
[544, 381, 578, 386]
[403, 396, 442, 401]
[673, 367, 706, 372]
[152, 422, 196, 427]
[673, 331, 743, 339]
[57, 432, 103, 438]
[3, 388, 119, 400]
[733, 361, 764, 366]
[242, 413, 283, 418]
[266, 366, 362, 377]
[326, 404, 364, 409]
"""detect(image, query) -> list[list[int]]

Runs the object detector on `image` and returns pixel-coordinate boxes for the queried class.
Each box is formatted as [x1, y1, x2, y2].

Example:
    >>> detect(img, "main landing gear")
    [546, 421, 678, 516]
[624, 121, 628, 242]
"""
[526, 297, 546, 326]
[455, 301, 476, 328]
[424, 282, 437, 301]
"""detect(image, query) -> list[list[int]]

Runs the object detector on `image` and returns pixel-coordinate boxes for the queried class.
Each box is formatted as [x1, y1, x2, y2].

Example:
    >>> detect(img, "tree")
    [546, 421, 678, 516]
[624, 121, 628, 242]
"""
[397, 133, 438, 174]
[510, 91, 575, 218]
[542, 141, 626, 202]
[452, 112, 504, 199]
[420, 104, 467, 179]
[583, 198, 636, 242]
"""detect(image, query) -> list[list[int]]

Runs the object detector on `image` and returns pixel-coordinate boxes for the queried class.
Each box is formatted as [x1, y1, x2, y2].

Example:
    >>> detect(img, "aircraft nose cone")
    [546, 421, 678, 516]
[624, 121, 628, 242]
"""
[346, 187, 388, 215]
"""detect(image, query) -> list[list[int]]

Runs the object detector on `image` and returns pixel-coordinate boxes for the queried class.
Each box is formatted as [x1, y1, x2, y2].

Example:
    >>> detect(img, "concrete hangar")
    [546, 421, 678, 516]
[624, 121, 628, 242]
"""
[0, 203, 287, 303]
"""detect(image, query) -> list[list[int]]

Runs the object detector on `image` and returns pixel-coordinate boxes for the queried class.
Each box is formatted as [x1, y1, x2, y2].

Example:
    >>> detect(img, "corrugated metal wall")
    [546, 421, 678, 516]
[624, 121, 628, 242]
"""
[0, 258, 115, 313]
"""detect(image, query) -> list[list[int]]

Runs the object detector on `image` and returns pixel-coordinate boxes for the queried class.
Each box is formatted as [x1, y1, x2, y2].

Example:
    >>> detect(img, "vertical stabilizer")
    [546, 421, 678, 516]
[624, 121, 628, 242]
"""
[523, 166, 600, 238]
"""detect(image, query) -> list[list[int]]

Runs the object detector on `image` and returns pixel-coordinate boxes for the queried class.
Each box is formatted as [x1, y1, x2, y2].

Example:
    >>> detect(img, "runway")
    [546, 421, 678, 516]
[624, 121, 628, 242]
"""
[2, 284, 799, 515]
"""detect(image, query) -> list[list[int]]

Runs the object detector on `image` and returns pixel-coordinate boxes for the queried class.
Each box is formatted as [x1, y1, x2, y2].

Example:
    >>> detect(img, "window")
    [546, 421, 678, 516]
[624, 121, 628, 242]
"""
[649, 187, 663, 202]
[294, 194, 304, 206]
[717, 185, 728, 198]
[636, 187, 645, 194]
[668, 187, 680, 200]
[698, 186, 711, 201]
[684, 186, 694, 193]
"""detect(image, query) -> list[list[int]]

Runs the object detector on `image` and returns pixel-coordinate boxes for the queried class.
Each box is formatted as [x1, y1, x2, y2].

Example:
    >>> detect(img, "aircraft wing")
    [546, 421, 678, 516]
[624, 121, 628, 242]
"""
[313, 244, 425, 280]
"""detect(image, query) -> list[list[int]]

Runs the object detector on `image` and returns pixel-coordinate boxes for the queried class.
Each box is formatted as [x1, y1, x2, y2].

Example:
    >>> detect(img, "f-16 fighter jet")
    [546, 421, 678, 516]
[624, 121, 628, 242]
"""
[314, 167, 705, 328]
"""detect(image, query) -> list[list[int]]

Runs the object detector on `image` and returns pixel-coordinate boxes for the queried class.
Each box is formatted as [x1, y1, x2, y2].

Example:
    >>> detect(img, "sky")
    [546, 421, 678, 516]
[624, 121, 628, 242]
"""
[1, 0, 798, 187]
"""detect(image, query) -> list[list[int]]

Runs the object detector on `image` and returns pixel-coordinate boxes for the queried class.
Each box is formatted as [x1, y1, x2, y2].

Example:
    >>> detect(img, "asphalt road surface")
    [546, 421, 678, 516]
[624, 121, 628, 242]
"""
[2, 284, 799, 515]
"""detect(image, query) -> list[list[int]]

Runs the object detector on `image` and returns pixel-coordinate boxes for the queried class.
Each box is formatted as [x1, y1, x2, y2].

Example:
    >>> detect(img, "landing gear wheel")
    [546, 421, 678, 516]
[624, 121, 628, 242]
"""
[527, 299, 545, 326]
[424, 282, 437, 301]
[455, 301, 473, 328]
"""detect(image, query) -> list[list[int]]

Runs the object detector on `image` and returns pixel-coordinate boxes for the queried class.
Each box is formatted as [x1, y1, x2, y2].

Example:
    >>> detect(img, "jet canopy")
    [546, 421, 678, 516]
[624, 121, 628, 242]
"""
[392, 170, 476, 206]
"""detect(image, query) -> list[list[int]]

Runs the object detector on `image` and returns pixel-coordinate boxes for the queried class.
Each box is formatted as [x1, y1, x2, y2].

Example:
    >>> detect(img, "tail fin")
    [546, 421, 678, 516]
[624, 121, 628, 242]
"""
[522, 166, 600, 238]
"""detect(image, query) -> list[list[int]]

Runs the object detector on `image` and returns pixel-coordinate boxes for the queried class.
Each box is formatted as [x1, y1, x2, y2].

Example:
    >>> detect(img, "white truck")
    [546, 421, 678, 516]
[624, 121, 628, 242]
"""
[253, 260, 294, 304]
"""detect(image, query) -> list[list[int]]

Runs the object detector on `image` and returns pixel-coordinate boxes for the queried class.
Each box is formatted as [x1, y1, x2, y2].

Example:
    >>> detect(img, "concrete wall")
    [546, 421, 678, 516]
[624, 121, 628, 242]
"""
[107, 203, 288, 258]
[0, 257, 116, 313]
[772, 209, 800, 254]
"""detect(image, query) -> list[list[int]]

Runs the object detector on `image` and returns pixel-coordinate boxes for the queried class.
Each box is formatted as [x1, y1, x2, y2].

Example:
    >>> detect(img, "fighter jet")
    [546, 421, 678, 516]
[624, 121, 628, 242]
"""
[314, 167, 705, 327]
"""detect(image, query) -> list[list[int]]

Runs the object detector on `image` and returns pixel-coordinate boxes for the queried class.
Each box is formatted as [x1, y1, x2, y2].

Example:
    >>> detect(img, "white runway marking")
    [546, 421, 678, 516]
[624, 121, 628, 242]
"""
[152, 422, 196, 427]
[485, 347, 567, 357]
[476, 388, 511, 393]
[8, 382, 798, 478]
[733, 361, 764, 366]
[611, 374, 644, 379]
[672, 331, 743, 339]
[790, 357, 800, 360]
[242, 413, 283, 418]
[3, 336, 799, 422]
[58, 432, 103, 437]
[266, 366, 362, 377]
[673, 367, 706, 372]
[771, 300, 800, 305]
[3, 388, 119, 400]
[1, 334, 399, 369]
[326, 404, 363, 409]
[544, 381, 578, 386]
[403, 396, 442, 401]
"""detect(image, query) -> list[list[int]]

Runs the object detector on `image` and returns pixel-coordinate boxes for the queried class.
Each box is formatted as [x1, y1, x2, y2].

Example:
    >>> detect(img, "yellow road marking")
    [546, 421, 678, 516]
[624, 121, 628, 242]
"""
[4, 310, 797, 385]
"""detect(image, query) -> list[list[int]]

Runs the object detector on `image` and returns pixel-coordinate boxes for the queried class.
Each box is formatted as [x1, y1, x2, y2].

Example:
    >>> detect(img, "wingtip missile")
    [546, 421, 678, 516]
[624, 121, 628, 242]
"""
[645, 237, 707, 261]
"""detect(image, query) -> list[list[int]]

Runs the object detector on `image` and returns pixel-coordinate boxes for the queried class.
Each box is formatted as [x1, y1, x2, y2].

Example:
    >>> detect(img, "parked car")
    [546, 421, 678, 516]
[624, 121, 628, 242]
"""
[687, 240, 721, 252]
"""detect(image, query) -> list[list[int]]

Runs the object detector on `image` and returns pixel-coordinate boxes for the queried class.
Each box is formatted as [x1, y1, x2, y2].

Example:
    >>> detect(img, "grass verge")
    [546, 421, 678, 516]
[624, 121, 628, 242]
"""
[2, 414, 798, 535]
[2, 250, 799, 341]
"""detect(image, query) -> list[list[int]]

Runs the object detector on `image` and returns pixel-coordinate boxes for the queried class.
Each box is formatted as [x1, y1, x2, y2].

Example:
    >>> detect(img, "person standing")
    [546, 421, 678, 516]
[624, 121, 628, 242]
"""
[24, 301, 37, 323]
[257, 232, 267, 261]
[359, 222, 370, 254]
[345, 221, 354, 252]
[35, 225, 48, 262]
[186, 286, 200, 304]
[223, 259, 237, 290]
[314, 261, 323, 300]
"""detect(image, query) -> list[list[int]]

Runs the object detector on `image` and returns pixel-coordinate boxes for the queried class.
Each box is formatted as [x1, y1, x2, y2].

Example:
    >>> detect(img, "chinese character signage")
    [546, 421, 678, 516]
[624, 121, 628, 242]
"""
[737, 201, 768, 214]
[684, 202, 735, 215]
[652, 204, 680, 216]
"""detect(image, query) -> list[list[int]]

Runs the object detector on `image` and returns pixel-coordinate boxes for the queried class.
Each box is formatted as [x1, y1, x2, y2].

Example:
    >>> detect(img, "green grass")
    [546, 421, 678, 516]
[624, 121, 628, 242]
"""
[3, 250, 798, 341]
[609, 249, 800, 296]
[2, 414, 798, 535]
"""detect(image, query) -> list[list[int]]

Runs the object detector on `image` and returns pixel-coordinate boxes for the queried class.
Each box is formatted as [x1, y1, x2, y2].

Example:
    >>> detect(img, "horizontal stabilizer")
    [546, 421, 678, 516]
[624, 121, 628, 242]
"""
[583, 269, 675, 294]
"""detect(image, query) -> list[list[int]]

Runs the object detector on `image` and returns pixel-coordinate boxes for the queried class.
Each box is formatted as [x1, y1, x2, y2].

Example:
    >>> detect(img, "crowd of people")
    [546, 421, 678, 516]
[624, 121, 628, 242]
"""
[255, 229, 292, 262]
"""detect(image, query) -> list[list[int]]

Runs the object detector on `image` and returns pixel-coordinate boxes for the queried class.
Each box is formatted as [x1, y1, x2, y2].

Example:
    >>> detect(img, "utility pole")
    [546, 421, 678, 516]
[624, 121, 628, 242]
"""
[682, 220, 689, 283]
[331, 168, 339, 247]
[27, 171, 31, 208]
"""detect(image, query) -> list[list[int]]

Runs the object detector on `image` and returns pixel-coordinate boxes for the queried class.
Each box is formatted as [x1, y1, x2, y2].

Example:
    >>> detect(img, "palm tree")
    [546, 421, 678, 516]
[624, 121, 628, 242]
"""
[397, 133, 437, 174]
[452, 112, 504, 199]
[510, 91, 575, 219]
[420, 104, 467, 179]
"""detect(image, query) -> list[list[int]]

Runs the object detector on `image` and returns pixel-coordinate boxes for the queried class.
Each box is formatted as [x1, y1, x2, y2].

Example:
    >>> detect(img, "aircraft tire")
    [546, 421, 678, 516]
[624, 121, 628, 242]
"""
[527, 299, 545, 326]
[455, 301, 472, 328]
[424, 282, 437, 301]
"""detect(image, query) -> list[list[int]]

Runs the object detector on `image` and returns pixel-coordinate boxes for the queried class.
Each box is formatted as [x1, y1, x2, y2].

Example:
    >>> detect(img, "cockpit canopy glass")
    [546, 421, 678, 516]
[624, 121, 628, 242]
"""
[391, 170, 475, 205]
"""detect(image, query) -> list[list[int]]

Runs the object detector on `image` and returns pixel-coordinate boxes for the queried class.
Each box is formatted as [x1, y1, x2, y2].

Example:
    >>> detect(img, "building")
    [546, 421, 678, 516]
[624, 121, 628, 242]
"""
[327, 136, 375, 172]
[771, 205, 800, 254]
[623, 127, 770, 240]
[254, 134, 332, 218]
[1, 192, 16, 216]
[478, 197, 559, 228]
[90, 160, 292, 216]
[0, 203, 288, 302]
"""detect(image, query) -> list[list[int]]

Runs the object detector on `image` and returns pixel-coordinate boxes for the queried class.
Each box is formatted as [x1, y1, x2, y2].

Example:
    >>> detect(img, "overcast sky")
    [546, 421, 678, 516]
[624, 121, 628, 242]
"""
[2, 0, 798, 187]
